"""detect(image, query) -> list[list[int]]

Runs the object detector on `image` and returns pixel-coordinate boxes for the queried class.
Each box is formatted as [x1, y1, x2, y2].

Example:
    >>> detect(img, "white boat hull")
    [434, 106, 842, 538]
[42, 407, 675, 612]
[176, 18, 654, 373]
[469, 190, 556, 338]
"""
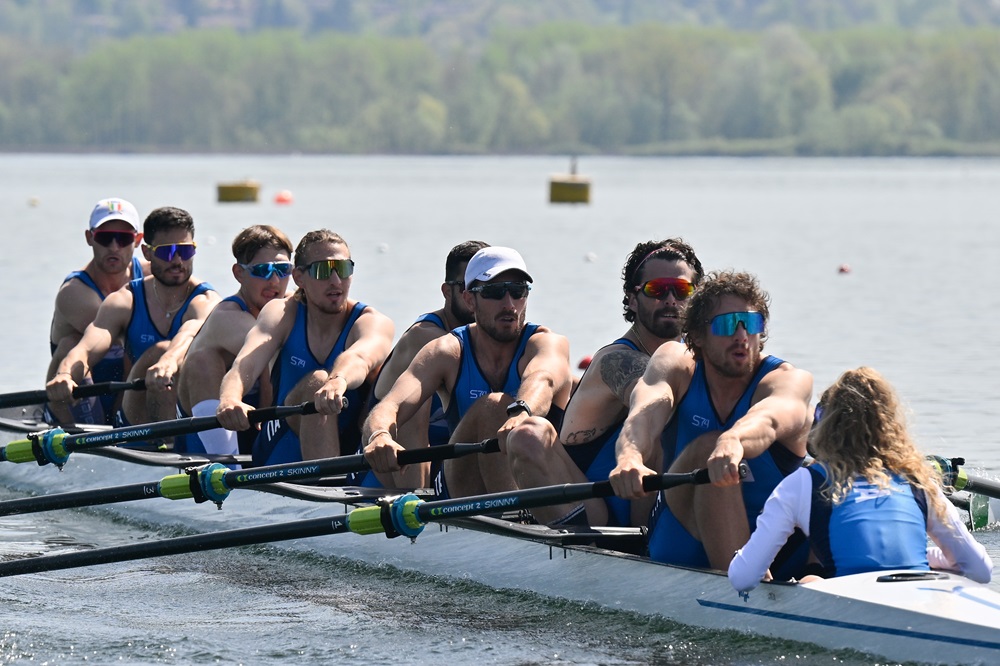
[1, 448, 999, 664]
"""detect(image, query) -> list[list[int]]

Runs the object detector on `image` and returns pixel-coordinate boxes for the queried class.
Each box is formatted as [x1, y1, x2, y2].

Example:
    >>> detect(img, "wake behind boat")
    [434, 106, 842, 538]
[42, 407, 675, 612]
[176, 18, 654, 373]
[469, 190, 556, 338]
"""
[0, 431, 997, 665]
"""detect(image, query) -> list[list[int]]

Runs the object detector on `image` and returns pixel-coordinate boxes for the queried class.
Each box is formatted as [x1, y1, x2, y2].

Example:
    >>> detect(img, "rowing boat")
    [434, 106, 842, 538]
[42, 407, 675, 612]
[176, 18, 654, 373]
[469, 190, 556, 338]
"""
[1, 413, 998, 664]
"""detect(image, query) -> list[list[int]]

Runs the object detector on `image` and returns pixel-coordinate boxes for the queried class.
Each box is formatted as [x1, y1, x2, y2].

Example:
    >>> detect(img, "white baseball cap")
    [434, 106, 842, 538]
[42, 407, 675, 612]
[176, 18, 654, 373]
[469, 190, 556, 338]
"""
[465, 246, 533, 285]
[89, 198, 140, 231]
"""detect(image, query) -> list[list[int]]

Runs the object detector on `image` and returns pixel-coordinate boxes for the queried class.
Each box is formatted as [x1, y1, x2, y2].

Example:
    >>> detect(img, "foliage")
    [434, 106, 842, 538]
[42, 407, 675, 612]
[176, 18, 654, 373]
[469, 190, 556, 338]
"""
[2, 14, 1000, 154]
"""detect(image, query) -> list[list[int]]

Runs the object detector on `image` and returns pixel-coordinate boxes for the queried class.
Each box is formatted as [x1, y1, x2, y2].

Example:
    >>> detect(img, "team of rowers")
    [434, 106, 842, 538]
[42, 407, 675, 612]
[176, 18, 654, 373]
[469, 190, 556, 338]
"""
[45, 198, 992, 590]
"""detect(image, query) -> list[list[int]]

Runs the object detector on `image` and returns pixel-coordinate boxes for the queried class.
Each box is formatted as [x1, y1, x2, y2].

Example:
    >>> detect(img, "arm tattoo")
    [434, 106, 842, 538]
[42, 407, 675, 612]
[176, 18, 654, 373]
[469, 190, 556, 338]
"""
[563, 427, 598, 445]
[600, 350, 650, 404]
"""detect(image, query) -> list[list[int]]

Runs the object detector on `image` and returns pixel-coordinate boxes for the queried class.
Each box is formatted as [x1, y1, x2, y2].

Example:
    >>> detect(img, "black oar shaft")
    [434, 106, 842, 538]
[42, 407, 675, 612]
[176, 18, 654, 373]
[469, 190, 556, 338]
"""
[64, 402, 312, 451]
[962, 474, 1000, 501]
[0, 482, 160, 516]
[220, 438, 500, 488]
[415, 468, 710, 522]
[0, 379, 146, 409]
[0, 438, 501, 515]
[0, 514, 350, 578]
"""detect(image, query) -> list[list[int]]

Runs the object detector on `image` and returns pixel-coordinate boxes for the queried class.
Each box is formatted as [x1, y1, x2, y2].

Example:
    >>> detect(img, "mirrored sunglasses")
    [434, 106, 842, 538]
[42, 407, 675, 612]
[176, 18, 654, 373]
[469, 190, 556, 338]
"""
[305, 259, 355, 280]
[93, 230, 137, 247]
[468, 281, 531, 300]
[709, 311, 765, 336]
[636, 277, 695, 301]
[239, 261, 293, 279]
[149, 242, 197, 261]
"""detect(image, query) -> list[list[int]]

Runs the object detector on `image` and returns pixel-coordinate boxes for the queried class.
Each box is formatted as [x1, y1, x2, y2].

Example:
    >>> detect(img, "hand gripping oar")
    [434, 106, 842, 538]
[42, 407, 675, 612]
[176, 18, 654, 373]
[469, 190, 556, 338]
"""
[0, 438, 500, 514]
[0, 401, 319, 468]
[929, 455, 1000, 501]
[0, 378, 146, 410]
[0, 466, 720, 578]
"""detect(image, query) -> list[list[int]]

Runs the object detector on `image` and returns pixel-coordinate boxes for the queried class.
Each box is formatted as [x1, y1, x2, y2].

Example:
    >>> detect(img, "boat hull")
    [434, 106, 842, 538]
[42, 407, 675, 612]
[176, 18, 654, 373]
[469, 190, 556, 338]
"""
[0, 449, 998, 664]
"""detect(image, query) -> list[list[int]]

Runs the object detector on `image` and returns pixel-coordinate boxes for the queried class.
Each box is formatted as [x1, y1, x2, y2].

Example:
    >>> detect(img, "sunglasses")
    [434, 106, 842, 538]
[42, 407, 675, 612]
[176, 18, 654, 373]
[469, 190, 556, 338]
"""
[93, 230, 137, 247]
[148, 242, 197, 262]
[240, 261, 293, 279]
[636, 277, 695, 301]
[304, 259, 355, 280]
[468, 281, 531, 300]
[709, 311, 765, 336]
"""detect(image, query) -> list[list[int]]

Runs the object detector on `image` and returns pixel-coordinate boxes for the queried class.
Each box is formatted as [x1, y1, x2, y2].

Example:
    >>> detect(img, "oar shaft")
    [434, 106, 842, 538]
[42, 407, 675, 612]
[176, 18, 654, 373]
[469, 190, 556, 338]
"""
[0, 514, 351, 578]
[415, 469, 710, 522]
[219, 438, 500, 489]
[0, 379, 146, 409]
[63, 402, 317, 451]
[962, 474, 1000, 501]
[0, 482, 160, 516]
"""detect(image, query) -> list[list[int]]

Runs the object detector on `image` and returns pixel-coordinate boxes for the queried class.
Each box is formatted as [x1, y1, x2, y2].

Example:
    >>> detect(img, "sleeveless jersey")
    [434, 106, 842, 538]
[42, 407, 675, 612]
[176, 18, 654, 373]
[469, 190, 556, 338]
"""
[648, 355, 805, 572]
[444, 323, 541, 429]
[125, 277, 215, 362]
[252, 300, 368, 466]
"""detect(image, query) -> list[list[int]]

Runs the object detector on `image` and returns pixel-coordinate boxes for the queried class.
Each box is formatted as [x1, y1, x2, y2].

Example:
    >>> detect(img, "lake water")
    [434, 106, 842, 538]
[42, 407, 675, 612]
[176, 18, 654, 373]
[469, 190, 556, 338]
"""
[0, 154, 998, 664]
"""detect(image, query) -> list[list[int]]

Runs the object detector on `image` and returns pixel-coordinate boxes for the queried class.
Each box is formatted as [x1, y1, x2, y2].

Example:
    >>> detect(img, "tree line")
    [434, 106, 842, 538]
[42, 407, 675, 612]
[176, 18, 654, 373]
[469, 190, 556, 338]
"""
[3, 23, 1000, 155]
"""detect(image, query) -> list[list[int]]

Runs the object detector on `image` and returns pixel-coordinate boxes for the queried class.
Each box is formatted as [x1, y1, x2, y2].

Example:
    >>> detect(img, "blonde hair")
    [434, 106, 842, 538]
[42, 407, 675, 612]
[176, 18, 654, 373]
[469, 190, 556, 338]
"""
[808, 367, 948, 524]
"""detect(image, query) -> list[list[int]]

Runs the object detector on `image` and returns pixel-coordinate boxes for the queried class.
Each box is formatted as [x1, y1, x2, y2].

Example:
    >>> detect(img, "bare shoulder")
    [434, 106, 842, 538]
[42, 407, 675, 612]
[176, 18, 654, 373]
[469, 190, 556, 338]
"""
[396, 320, 448, 359]
[760, 358, 813, 397]
[591, 344, 649, 399]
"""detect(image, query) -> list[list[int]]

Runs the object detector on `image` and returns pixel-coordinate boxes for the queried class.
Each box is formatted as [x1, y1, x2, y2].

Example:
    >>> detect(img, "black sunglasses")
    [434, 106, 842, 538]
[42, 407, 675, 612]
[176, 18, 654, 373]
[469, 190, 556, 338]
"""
[467, 281, 531, 300]
[93, 230, 137, 247]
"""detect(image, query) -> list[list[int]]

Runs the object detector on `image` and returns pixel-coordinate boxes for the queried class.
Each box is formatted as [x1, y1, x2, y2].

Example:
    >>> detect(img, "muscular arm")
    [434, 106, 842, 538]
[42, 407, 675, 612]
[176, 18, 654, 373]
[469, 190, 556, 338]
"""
[707, 363, 813, 485]
[363, 336, 459, 472]
[217, 298, 295, 430]
[559, 347, 647, 445]
[47, 289, 133, 401]
[314, 307, 394, 413]
[610, 341, 693, 499]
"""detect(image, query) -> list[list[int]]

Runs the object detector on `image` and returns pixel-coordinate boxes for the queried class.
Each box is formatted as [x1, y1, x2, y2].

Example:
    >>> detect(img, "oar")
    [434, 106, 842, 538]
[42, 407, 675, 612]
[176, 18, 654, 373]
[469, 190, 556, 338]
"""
[930, 455, 1000, 501]
[0, 438, 500, 514]
[0, 402, 317, 468]
[0, 378, 146, 409]
[0, 467, 716, 578]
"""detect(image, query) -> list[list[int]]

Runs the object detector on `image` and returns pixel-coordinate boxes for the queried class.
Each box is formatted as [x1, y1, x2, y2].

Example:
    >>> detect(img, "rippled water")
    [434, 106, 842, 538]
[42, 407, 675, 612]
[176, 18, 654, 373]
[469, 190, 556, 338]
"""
[1, 155, 998, 664]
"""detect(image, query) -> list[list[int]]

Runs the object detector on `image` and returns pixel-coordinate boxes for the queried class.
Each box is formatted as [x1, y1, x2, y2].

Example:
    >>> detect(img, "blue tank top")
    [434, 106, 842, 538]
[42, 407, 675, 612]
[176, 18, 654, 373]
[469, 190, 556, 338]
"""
[808, 465, 930, 577]
[660, 355, 802, 528]
[444, 323, 540, 430]
[269, 299, 368, 438]
[125, 277, 215, 362]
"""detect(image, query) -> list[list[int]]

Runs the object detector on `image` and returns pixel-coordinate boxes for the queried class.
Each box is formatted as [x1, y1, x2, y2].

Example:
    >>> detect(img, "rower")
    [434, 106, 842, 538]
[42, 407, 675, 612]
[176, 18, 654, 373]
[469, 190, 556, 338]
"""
[174, 225, 294, 457]
[610, 270, 814, 578]
[363, 246, 573, 499]
[48, 206, 220, 429]
[729, 367, 992, 590]
[46, 197, 148, 425]
[216, 229, 394, 467]
[506, 238, 704, 527]
[354, 239, 489, 489]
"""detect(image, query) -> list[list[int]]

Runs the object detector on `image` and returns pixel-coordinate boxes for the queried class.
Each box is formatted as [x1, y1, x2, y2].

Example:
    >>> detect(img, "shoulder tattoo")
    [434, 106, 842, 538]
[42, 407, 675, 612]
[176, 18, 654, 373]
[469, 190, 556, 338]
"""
[599, 349, 650, 403]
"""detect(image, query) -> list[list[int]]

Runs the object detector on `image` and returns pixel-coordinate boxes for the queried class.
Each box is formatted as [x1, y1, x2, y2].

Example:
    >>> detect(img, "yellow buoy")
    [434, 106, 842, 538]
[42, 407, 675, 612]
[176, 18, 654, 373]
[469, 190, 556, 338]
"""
[549, 158, 590, 204]
[217, 180, 260, 203]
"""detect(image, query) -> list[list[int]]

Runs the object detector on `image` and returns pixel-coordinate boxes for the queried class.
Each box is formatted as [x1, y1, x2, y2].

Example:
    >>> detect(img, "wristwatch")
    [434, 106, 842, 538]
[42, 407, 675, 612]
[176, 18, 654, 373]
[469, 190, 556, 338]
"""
[506, 399, 532, 418]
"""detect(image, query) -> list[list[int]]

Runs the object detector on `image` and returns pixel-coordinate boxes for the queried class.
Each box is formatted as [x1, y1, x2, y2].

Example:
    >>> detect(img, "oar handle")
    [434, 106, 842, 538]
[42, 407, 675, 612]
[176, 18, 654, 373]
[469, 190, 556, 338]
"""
[248, 401, 317, 424]
[72, 378, 146, 399]
[0, 378, 146, 409]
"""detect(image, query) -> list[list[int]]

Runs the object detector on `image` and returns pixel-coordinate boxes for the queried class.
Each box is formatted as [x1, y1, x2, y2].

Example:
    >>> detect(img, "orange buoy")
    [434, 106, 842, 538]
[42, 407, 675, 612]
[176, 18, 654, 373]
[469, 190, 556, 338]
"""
[274, 189, 294, 205]
[838, 264, 851, 274]
[578, 355, 593, 370]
